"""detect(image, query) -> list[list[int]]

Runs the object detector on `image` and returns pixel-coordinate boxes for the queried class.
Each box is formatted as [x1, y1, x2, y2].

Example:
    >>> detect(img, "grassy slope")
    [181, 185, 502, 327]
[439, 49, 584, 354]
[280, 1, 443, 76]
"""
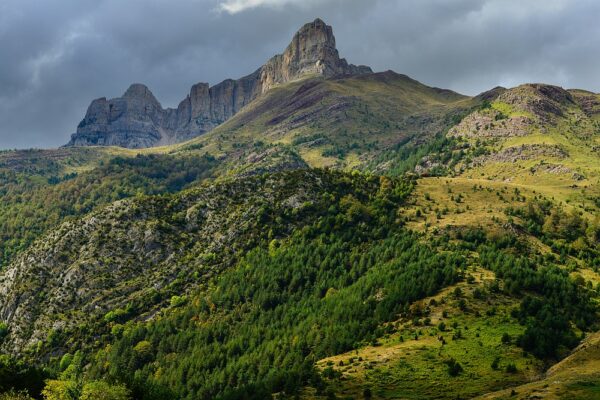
[307, 85, 600, 399]
[174, 71, 473, 169]
[0, 147, 133, 177]
[477, 331, 600, 400]
[313, 267, 543, 399]
[311, 173, 599, 399]
[451, 87, 600, 218]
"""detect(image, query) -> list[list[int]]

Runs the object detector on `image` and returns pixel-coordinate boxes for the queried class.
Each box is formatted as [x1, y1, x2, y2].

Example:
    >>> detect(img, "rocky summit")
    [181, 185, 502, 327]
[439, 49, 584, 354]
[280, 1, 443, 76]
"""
[258, 18, 371, 93]
[66, 18, 371, 149]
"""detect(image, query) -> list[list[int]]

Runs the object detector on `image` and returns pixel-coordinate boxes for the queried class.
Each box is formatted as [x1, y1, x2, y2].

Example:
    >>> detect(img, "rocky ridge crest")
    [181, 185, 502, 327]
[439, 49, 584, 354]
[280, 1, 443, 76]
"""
[66, 19, 371, 149]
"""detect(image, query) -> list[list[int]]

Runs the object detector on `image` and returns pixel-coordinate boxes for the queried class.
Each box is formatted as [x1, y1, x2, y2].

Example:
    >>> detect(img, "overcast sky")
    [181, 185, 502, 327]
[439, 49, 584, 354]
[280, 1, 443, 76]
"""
[1, 0, 599, 149]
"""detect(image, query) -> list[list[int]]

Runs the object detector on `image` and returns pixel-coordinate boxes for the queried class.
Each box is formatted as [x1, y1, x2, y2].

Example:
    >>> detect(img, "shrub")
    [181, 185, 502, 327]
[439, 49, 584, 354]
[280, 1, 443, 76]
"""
[132, 341, 153, 368]
[103, 308, 130, 324]
[0, 323, 8, 340]
[363, 387, 372, 399]
[169, 295, 188, 308]
[58, 354, 72, 372]
[41, 379, 78, 400]
[0, 390, 34, 400]
[110, 325, 124, 338]
[505, 363, 518, 374]
[491, 357, 500, 370]
[444, 358, 463, 377]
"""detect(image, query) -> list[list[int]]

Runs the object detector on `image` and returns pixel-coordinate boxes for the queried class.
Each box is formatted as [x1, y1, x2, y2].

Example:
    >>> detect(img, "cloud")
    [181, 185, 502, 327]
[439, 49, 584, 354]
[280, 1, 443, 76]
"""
[1, 0, 600, 149]
[219, 0, 318, 14]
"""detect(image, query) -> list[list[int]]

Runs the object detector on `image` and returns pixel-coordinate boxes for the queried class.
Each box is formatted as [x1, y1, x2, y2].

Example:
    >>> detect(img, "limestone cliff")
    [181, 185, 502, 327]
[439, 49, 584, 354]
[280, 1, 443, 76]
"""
[66, 19, 371, 149]
[259, 18, 371, 93]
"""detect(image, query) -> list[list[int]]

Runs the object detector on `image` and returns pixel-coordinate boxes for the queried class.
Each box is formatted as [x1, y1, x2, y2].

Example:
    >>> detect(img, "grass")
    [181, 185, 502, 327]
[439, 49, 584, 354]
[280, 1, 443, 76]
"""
[174, 72, 475, 169]
[477, 331, 600, 400]
[314, 266, 545, 399]
[453, 101, 600, 219]
[491, 101, 534, 119]
[402, 177, 540, 233]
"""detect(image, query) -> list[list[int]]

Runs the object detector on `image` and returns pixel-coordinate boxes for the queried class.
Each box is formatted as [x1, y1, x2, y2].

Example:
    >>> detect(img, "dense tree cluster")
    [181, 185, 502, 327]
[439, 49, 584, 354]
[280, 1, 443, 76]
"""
[0, 356, 45, 398]
[506, 199, 599, 268]
[369, 132, 459, 176]
[465, 229, 598, 359]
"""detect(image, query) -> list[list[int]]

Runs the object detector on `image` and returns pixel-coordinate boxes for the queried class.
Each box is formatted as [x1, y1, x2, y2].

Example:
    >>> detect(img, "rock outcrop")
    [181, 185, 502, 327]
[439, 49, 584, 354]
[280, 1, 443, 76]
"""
[258, 18, 371, 93]
[497, 84, 575, 121]
[66, 18, 371, 149]
[68, 84, 165, 148]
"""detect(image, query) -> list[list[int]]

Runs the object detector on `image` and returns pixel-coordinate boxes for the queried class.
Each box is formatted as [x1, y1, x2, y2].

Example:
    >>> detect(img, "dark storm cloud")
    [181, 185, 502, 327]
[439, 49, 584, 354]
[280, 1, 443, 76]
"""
[1, 0, 599, 148]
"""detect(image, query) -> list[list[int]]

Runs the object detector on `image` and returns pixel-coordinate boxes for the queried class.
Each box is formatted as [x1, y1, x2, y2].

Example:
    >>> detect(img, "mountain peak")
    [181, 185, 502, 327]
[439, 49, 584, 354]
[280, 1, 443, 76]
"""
[293, 18, 336, 50]
[259, 18, 371, 93]
[123, 83, 160, 105]
[124, 83, 150, 96]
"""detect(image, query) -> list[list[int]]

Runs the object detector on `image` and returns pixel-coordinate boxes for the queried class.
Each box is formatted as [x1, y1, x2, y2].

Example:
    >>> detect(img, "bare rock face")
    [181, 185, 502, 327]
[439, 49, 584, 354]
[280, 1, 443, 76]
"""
[259, 18, 371, 93]
[448, 110, 533, 138]
[497, 84, 575, 120]
[68, 84, 165, 148]
[66, 19, 371, 149]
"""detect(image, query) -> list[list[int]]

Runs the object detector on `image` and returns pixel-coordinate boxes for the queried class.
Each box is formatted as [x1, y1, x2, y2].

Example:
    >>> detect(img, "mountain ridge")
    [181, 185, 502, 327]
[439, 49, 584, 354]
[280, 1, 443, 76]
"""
[65, 18, 372, 149]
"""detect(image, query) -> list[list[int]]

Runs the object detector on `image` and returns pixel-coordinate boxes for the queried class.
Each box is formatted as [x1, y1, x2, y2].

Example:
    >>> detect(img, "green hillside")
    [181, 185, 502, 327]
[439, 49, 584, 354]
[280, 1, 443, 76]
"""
[0, 71, 472, 268]
[0, 73, 598, 400]
[174, 71, 474, 169]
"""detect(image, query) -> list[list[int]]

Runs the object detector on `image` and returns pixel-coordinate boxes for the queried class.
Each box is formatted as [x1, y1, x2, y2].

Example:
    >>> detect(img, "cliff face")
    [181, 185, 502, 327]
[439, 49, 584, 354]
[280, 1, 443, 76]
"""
[259, 18, 371, 93]
[66, 19, 371, 149]
[68, 84, 165, 148]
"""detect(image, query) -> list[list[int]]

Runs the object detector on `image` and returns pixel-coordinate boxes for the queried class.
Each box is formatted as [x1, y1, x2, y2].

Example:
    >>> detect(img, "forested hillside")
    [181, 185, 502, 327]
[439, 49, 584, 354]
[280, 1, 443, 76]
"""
[0, 70, 598, 400]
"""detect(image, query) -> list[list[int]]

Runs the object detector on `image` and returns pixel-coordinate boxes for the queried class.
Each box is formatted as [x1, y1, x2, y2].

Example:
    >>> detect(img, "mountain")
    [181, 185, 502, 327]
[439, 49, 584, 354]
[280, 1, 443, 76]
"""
[445, 83, 600, 204]
[65, 18, 372, 149]
[0, 18, 599, 400]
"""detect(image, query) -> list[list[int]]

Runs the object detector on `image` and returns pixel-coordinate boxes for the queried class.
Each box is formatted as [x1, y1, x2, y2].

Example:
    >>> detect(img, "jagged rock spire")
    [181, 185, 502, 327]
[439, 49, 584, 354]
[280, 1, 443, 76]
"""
[259, 18, 371, 93]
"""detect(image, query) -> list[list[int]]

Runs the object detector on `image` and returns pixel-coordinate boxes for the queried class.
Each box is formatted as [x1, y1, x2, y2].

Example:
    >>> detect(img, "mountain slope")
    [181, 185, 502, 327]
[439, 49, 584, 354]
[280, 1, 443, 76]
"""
[444, 83, 600, 215]
[2, 164, 597, 400]
[0, 150, 219, 268]
[0, 170, 410, 356]
[0, 22, 599, 400]
[477, 331, 600, 399]
[176, 70, 473, 169]
[0, 69, 475, 269]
